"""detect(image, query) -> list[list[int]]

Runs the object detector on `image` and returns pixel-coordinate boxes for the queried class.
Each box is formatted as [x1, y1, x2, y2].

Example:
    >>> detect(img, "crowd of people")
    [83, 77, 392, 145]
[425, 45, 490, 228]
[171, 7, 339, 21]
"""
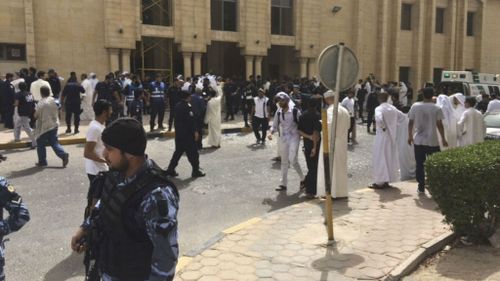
[1, 66, 499, 280]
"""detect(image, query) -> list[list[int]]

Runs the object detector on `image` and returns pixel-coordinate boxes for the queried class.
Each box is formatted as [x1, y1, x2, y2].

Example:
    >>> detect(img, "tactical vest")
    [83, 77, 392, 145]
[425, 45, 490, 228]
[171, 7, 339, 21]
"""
[97, 161, 178, 281]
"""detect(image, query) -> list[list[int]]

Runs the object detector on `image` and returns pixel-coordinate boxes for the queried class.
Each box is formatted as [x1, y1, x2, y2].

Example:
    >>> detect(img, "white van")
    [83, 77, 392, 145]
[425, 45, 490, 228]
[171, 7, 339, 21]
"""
[438, 71, 500, 97]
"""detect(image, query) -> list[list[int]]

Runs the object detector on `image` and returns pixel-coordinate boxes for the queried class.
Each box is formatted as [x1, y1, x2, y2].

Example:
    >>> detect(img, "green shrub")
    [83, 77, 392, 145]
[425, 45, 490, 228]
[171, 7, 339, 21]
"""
[426, 141, 500, 243]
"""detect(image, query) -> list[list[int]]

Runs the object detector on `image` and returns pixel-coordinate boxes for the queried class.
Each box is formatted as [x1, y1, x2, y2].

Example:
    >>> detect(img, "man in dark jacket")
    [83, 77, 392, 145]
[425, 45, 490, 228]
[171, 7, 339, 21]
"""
[61, 72, 85, 134]
[0, 73, 15, 129]
[165, 91, 205, 178]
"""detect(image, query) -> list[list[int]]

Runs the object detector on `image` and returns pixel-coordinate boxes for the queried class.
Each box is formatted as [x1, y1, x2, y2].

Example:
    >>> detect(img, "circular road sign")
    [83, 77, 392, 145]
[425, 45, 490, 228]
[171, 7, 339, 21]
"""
[317, 44, 359, 92]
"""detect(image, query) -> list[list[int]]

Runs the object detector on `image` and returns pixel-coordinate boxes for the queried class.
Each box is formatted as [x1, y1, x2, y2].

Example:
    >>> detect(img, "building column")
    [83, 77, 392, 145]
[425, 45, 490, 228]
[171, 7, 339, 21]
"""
[23, 0, 36, 67]
[255, 56, 263, 77]
[109, 49, 120, 72]
[308, 58, 317, 79]
[245, 55, 255, 79]
[193, 52, 203, 76]
[121, 49, 131, 72]
[299, 58, 308, 78]
[183, 52, 192, 78]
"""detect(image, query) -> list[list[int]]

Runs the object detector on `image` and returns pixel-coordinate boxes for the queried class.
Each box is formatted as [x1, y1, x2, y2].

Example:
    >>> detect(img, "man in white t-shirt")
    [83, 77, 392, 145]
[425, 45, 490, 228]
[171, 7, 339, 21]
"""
[84, 99, 112, 185]
[341, 90, 356, 143]
[408, 87, 448, 194]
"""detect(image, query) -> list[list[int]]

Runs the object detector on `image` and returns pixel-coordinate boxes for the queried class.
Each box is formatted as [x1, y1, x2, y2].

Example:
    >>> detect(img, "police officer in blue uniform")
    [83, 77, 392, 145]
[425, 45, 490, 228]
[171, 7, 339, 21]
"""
[165, 91, 206, 178]
[125, 75, 143, 115]
[0, 177, 30, 281]
[71, 118, 179, 281]
[149, 74, 167, 132]
[61, 72, 85, 134]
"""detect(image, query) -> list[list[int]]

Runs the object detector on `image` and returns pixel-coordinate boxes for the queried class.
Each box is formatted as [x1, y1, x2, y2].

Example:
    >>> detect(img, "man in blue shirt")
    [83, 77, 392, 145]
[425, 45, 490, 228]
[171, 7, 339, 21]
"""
[149, 74, 166, 132]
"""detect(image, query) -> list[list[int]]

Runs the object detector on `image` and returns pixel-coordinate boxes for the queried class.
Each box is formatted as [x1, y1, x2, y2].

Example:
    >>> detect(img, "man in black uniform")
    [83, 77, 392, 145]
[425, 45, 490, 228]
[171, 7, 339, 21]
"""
[47, 69, 62, 99]
[71, 118, 179, 281]
[223, 78, 237, 121]
[94, 74, 121, 124]
[297, 97, 322, 199]
[366, 87, 380, 134]
[0, 73, 15, 129]
[149, 74, 167, 132]
[61, 72, 85, 134]
[166, 77, 183, 132]
[165, 91, 205, 178]
[241, 81, 256, 128]
[0, 176, 30, 281]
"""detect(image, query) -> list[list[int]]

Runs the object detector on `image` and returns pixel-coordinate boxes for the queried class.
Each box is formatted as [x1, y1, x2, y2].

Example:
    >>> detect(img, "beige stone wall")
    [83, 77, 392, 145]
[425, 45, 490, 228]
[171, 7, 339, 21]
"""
[2, 0, 500, 86]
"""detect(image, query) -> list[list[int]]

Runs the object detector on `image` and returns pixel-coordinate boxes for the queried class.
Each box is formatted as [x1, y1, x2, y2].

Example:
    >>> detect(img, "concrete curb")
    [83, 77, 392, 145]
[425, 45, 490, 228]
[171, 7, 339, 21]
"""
[385, 231, 456, 281]
[0, 126, 252, 150]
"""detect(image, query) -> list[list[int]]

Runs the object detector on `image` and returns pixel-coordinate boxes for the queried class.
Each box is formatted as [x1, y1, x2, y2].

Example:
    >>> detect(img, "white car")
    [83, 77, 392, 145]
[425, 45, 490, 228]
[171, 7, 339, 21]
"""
[485, 112, 500, 140]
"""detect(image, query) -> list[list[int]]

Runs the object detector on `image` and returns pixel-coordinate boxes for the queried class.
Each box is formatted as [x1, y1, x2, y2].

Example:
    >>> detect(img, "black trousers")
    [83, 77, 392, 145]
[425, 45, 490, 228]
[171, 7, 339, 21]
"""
[225, 96, 235, 120]
[167, 138, 200, 172]
[348, 117, 355, 141]
[65, 105, 81, 130]
[168, 105, 175, 130]
[367, 109, 375, 130]
[196, 119, 204, 149]
[414, 145, 440, 191]
[303, 140, 320, 195]
[1, 107, 14, 129]
[242, 100, 253, 125]
[252, 116, 268, 142]
[150, 102, 165, 129]
[357, 98, 365, 120]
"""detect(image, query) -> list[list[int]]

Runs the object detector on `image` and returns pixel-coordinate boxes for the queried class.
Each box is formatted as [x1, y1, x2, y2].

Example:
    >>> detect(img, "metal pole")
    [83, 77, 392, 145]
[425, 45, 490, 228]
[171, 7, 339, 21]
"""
[325, 42, 345, 242]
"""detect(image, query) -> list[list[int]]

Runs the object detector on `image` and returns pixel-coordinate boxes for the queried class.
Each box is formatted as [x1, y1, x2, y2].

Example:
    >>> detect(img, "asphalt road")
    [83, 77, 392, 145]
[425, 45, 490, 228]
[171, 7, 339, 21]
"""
[1, 123, 374, 281]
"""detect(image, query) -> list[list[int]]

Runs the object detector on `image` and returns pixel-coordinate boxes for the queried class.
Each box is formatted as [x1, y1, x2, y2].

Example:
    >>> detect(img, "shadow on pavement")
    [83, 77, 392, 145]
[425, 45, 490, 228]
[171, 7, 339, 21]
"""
[262, 191, 308, 213]
[43, 252, 85, 281]
[6, 166, 44, 179]
[311, 243, 364, 277]
[374, 187, 412, 203]
[318, 199, 352, 221]
[169, 177, 196, 191]
[413, 194, 438, 211]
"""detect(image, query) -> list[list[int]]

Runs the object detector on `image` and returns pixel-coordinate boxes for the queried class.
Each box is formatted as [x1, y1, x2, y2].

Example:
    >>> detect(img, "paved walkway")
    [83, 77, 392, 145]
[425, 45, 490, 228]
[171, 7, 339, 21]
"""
[175, 182, 450, 281]
[0, 115, 249, 149]
[404, 244, 500, 281]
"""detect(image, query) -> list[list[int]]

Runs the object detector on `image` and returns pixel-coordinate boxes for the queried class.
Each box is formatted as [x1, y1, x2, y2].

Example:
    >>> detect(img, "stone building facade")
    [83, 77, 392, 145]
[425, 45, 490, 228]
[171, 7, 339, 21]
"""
[0, 0, 499, 88]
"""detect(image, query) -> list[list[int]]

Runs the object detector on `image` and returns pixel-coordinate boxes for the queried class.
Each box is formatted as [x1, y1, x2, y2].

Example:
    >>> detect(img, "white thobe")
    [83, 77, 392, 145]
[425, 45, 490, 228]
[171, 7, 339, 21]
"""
[437, 95, 458, 150]
[30, 79, 53, 101]
[372, 103, 406, 185]
[317, 105, 350, 198]
[397, 115, 416, 181]
[204, 94, 222, 147]
[457, 108, 486, 147]
[81, 79, 95, 121]
[399, 85, 408, 106]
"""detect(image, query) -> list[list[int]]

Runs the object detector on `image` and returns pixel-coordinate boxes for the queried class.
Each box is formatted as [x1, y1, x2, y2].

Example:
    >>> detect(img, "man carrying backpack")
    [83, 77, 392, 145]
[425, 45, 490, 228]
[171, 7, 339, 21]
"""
[268, 92, 305, 192]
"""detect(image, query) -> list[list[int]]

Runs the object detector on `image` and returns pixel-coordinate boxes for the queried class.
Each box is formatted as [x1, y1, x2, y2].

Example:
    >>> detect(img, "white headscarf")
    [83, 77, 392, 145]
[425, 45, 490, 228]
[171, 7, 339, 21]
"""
[450, 93, 466, 120]
[436, 94, 455, 127]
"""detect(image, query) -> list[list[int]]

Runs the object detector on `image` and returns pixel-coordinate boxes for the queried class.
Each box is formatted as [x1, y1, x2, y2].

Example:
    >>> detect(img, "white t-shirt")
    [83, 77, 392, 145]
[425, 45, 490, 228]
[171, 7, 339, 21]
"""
[254, 96, 269, 118]
[341, 97, 355, 116]
[408, 102, 444, 147]
[85, 120, 109, 175]
[486, 99, 500, 114]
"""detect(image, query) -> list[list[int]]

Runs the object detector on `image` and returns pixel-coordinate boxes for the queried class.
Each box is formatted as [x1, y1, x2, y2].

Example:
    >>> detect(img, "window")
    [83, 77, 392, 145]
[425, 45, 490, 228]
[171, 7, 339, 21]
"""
[401, 4, 412, 31]
[435, 8, 445, 34]
[142, 0, 172, 26]
[211, 0, 237, 31]
[467, 12, 475, 36]
[271, 0, 294, 36]
[433, 68, 444, 84]
[399, 66, 411, 84]
[0, 44, 26, 61]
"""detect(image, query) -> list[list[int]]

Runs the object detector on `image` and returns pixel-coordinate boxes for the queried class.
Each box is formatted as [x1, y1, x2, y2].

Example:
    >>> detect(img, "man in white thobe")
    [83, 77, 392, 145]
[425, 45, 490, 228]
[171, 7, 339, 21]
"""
[397, 113, 416, 181]
[30, 71, 53, 101]
[436, 94, 458, 149]
[204, 86, 222, 148]
[80, 73, 95, 121]
[268, 92, 304, 192]
[486, 94, 500, 114]
[371, 91, 406, 189]
[317, 90, 350, 199]
[458, 97, 486, 147]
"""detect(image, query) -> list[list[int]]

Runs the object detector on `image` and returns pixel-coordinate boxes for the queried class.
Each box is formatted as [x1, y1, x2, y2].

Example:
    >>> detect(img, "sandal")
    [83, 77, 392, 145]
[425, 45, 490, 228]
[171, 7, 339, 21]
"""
[275, 185, 287, 191]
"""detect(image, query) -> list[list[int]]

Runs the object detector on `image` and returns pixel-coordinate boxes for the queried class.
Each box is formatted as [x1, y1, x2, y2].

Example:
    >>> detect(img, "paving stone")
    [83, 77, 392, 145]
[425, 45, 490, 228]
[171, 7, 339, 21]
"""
[200, 258, 220, 266]
[180, 271, 201, 280]
[255, 269, 273, 278]
[200, 266, 220, 275]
